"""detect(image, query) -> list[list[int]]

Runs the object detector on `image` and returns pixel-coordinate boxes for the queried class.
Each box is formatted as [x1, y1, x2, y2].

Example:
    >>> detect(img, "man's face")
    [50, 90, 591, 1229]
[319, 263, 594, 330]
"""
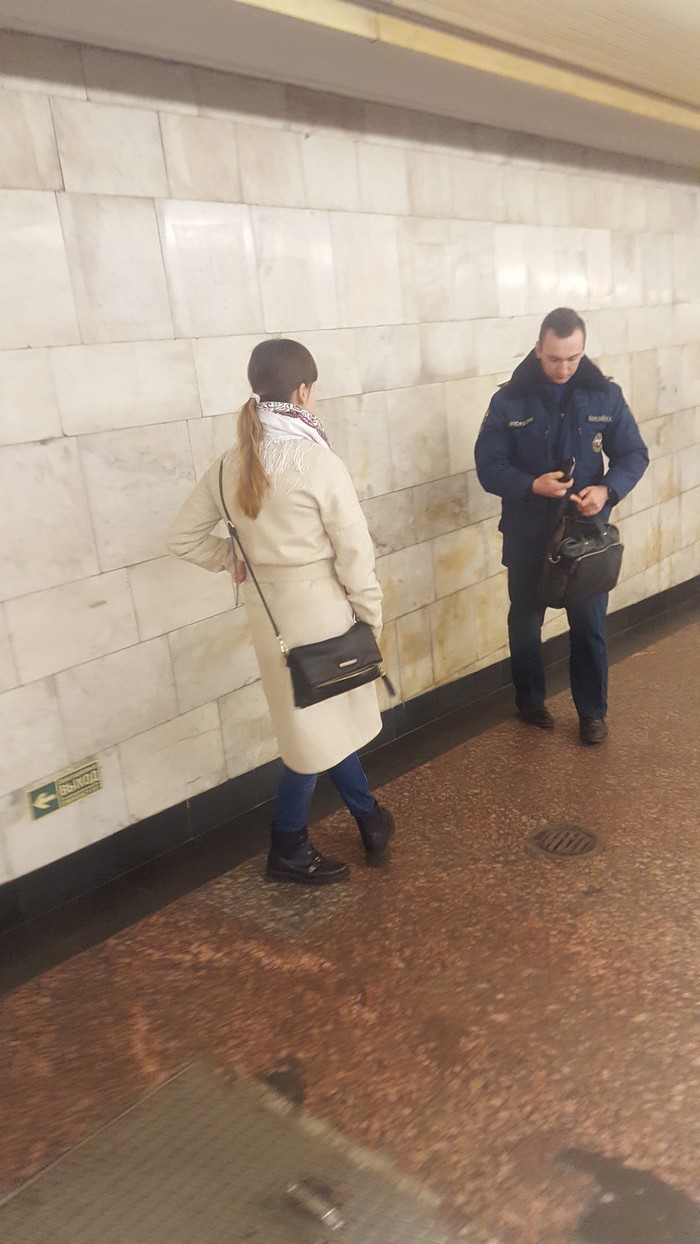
[535, 329, 585, 383]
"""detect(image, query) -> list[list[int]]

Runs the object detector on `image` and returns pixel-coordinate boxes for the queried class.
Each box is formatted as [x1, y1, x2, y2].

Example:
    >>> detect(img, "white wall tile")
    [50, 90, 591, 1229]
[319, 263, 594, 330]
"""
[161, 112, 241, 202]
[596, 307, 629, 355]
[361, 490, 415, 557]
[502, 164, 537, 224]
[354, 324, 423, 393]
[398, 218, 452, 322]
[129, 555, 234, 641]
[51, 339, 200, 435]
[680, 486, 700, 548]
[556, 227, 589, 307]
[294, 329, 362, 400]
[473, 575, 509, 660]
[387, 383, 450, 490]
[237, 123, 305, 207]
[0, 678, 68, 796]
[6, 569, 139, 683]
[252, 207, 337, 332]
[450, 157, 503, 221]
[643, 233, 673, 305]
[446, 373, 497, 474]
[407, 150, 452, 218]
[119, 701, 226, 820]
[170, 607, 258, 714]
[2, 747, 128, 879]
[611, 232, 645, 307]
[193, 67, 286, 126]
[56, 636, 178, 758]
[420, 321, 476, 384]
[432, 525, 484, 598]
[52, 98, 168, 197]
[157, 199, 262, 337]
[82, 46, 197, 112]
[377, 542, 435, 622]
[193, 334, 261, 417]
[330, 213, 403, 327]
[357, 143, 409, 215]
[219, 680, 278, 778]
[0, 90, 62, 190]
[0, 190, 79, 349]
[493, 224, 528, 317]
[301, 133, 359, 211]
[0, 31, 85, 98]
[535, 170, 571, 226]
[188, 413, 236, 479]
[395, 607, 434, 700]
[0, 348, 61, 445]
[672, 234, 700, 306]
[78, 421, 195, 571]
[332, 392, 395, 500]
[59, 194, 172, 343]
[473, 316, 538, 375]
[522, 225, 558, 315]
[0, 606, 18, 693]
[586, 229, 613, 309]
[450, 222, 499, 320]
[0, 438, 98, 601]
[7, 569, 137, 686]
[429, 587, 478, 682]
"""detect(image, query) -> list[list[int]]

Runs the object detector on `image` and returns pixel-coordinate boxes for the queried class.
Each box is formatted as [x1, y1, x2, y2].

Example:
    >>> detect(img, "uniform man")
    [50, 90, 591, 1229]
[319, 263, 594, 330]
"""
[475, 307, 648, 744]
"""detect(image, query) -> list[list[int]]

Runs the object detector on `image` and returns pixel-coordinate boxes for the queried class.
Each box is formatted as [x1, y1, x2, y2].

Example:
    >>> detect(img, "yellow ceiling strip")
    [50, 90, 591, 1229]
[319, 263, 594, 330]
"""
[231, 0, 700, 131]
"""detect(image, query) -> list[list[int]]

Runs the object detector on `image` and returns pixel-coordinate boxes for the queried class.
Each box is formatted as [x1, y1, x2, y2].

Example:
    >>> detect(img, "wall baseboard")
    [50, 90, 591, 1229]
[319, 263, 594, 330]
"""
[1, 574, 697, 935]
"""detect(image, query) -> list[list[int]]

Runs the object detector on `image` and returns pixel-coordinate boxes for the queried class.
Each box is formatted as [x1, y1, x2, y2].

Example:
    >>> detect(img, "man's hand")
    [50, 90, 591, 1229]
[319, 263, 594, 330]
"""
[230, 562, 247, 584]
[532, 471, 574, 498]
[570, 485, 609, 517]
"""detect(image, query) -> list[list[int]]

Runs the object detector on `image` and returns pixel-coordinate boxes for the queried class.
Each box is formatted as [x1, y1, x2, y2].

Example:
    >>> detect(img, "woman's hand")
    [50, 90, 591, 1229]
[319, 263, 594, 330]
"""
[230, 562, 247, 584]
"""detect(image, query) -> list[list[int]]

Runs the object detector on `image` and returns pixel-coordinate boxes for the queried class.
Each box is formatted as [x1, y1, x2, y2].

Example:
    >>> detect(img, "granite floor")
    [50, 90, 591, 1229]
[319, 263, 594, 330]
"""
[0, 612, 698, 1243]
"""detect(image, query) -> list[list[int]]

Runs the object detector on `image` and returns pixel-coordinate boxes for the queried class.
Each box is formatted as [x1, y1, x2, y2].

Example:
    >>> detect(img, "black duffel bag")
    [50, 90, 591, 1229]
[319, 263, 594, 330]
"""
[540, 512, 623, 609]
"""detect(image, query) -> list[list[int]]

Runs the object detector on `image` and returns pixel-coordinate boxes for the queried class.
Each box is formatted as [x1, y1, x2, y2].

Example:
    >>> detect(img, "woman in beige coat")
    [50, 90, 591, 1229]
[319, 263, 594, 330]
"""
[168, 338, 394, 885]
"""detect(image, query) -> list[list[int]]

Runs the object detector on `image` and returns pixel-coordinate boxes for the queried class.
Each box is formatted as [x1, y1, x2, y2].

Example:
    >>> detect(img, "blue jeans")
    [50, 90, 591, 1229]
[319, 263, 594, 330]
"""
[507, 557, 608, 719]
[273, 753, 376, 833]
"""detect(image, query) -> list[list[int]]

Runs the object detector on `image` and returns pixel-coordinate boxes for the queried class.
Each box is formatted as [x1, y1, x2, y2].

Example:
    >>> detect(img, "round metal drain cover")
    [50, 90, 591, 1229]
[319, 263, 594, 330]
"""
[528, 825, 598, 860]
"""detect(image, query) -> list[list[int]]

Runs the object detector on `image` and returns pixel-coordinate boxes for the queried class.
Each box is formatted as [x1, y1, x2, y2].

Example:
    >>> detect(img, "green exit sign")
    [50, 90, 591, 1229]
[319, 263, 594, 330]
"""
[27, 759, 101, 821]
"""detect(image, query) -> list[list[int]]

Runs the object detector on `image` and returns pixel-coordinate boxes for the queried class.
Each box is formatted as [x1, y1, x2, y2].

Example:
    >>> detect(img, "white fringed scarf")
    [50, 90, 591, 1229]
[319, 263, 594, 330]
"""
[257, 400, 331, 478]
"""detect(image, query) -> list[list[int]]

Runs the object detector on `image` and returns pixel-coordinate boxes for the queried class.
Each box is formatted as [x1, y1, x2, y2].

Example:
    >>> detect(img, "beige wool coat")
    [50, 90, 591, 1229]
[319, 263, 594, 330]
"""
[168, 442, 384, 774]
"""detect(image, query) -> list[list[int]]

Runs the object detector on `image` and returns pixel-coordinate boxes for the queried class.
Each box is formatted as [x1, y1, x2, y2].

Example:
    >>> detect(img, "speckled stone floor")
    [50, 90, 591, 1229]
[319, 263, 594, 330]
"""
[1, 618, 698, 1243]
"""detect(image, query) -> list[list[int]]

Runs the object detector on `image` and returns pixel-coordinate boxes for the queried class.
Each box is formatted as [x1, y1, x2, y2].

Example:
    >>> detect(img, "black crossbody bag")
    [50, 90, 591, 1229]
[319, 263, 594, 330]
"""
[218, 462, 394, 709]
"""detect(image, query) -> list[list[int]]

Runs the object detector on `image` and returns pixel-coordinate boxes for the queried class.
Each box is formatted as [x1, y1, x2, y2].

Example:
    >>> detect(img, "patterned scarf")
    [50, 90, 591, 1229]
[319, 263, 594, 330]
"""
[257, 400, 330, 449]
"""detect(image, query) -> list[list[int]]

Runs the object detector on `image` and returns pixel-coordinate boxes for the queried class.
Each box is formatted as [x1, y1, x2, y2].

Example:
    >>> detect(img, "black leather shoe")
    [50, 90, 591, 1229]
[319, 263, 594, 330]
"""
[355, 803, 395, 866]
[266, 839, 349, 886]
[579, 717, 608, 745]
[517, 707, 554, 730]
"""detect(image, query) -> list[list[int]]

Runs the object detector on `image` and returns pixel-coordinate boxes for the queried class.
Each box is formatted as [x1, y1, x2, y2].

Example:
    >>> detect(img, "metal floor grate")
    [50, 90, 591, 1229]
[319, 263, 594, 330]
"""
[528, 825, 598, 860]
[0, 1064, 459, 1244]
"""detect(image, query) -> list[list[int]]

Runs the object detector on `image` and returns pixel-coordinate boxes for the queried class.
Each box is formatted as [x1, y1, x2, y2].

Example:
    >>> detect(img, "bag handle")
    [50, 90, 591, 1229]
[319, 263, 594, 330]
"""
[218, 460, 288, 656]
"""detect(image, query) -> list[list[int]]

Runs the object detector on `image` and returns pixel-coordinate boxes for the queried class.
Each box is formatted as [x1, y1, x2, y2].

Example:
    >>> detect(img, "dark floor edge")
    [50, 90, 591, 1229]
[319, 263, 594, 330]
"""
[0, 575, 697, 988]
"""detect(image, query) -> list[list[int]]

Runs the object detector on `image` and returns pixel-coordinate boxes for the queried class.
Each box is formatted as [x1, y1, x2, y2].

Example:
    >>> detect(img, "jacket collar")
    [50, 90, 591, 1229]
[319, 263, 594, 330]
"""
[505, 350, 608, 395]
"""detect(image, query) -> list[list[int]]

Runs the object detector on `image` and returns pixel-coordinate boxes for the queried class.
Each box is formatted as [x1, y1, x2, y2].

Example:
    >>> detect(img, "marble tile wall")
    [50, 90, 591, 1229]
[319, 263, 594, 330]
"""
[0, 29, 698, 879]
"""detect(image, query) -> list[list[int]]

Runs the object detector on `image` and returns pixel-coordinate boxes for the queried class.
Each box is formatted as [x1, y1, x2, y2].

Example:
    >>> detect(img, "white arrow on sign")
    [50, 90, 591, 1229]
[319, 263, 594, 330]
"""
[33, 791, 58, 810]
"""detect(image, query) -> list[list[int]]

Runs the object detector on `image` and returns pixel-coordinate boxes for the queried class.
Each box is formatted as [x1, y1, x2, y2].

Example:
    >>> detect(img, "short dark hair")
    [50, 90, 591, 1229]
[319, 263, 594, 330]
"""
[248, 338, 318, 403]
[538, 308, 586, 343]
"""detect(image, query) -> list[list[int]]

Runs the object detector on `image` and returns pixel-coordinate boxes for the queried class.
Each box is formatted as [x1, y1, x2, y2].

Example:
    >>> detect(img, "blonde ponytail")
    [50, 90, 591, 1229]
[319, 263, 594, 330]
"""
[236, 397, 270, 520]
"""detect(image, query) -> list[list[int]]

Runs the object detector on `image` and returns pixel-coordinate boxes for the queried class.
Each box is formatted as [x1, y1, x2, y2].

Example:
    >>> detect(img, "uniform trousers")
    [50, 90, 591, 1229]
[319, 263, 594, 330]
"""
[506, 551, 608, 720]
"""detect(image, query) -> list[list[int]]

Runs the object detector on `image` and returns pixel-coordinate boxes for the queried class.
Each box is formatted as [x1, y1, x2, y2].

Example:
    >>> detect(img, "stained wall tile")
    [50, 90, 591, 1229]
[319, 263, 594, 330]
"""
[0, 348, 61, 445]
[119, 702, 226, 820]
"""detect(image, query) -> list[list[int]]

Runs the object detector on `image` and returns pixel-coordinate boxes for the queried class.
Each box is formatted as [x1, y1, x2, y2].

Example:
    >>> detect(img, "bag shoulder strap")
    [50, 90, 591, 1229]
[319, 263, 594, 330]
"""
[218, 459, 288, 655]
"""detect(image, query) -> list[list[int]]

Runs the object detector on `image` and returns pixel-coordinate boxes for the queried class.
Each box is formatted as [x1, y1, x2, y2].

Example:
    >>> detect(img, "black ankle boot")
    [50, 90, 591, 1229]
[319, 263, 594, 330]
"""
[354, 803, 395, 866]
[266, 828, 348, 886]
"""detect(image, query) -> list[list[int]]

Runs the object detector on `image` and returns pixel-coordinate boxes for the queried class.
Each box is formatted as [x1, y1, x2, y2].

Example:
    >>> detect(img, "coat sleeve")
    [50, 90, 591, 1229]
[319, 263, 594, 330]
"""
[601, 386, 649, 505]
[474, 396, 536, 503]
[317, 454, 383, 637]
[167, 457, 234, 574]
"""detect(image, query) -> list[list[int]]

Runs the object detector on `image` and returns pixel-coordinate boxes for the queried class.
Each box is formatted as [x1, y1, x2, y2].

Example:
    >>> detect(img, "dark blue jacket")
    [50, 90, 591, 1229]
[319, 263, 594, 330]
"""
[474, 351, 649, 564]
